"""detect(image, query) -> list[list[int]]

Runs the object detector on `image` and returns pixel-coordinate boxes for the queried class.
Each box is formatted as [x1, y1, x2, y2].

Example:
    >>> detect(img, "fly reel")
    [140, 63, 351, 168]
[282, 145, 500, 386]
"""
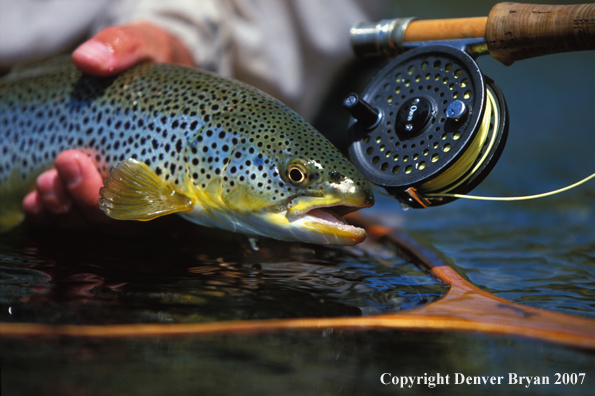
[345, 44, 508, 208]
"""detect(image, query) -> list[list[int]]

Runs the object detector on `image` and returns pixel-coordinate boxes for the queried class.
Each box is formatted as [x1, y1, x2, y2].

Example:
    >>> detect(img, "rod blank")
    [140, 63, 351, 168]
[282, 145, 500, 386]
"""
[350, 2, 595, 64]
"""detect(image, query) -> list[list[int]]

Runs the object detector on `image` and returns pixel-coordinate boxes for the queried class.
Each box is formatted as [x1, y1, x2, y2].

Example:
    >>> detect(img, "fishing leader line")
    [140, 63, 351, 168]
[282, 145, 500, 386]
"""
[426, 172, 595, 202]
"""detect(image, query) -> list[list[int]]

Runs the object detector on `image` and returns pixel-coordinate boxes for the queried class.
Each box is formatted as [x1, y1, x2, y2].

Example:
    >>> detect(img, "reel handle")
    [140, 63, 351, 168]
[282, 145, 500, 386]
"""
[486, 2, 595, 65]
[352, 2, 595, 64]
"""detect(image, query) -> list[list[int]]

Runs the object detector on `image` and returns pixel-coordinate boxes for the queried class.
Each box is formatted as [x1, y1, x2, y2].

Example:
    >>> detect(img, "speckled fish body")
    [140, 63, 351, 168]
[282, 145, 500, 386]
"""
[0, 59, 374, 244]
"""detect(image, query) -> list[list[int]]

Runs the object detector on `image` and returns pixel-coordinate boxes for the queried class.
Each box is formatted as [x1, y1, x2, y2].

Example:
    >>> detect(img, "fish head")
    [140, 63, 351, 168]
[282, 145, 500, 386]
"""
[186, 105, 374, 245]
[271, 152, 376, 245]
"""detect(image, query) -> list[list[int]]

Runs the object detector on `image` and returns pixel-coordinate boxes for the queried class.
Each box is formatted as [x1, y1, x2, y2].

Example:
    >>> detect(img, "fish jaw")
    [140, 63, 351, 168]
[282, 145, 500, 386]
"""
[238, 176, 374, 245]
[280, 192, 373, 245]
[180, 186, 372, 245]
[283, 207, 368, 245]
[246, 178, 374, 245]
[179, 201, 369, 246]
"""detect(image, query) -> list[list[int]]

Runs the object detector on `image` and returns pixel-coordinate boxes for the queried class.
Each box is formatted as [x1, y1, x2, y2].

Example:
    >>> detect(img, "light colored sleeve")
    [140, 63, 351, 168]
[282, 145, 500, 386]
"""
[96, 0, 234, 76]
[95, 0, 385, 119]
[0, 0, 116, 69]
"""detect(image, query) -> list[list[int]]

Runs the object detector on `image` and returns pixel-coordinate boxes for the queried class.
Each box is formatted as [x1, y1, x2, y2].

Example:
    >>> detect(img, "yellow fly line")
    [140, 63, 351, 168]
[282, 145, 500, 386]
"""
[422, 86, 594, 202]
[421, 86, 498, 194]
[434, 172, 595, 201]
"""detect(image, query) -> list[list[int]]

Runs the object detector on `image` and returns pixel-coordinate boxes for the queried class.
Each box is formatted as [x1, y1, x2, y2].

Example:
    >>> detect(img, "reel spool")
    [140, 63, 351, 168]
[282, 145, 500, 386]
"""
[345, 45, 508, 208]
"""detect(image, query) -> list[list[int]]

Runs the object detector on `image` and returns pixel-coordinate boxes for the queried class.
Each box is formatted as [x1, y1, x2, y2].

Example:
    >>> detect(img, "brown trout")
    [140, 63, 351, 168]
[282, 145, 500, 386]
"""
[0, 58, 374, 244]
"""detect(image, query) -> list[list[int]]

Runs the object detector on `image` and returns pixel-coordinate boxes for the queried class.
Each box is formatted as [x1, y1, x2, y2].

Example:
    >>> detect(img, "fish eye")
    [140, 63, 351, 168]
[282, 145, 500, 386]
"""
[281, 158, 313, 187]
[287, 165, 307, 184]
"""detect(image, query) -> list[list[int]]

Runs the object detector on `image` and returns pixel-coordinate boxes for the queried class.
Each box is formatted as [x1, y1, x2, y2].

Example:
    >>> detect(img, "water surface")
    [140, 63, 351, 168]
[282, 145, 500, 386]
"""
[0, 223, 444, 326]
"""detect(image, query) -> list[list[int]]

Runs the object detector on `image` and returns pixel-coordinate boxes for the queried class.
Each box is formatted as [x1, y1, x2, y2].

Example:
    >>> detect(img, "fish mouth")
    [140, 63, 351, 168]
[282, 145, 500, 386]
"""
[286, 200, 371, 245]
[305, 205, 360, 225]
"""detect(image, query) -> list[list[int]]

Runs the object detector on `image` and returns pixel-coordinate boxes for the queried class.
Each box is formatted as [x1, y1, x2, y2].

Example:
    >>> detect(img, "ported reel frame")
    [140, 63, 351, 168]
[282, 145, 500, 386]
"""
[345, 44, 508, 208]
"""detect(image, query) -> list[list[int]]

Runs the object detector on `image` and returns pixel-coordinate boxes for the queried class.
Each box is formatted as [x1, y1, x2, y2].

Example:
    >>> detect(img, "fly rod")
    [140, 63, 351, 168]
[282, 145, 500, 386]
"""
[345, 2, 595, 208]
[351, 2, 595, 64]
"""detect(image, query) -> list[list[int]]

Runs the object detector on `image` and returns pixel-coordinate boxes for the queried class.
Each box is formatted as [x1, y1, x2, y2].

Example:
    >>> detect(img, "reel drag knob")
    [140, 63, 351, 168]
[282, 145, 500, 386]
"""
[446, 100, 468, 122]
[345, 44, 509, 208]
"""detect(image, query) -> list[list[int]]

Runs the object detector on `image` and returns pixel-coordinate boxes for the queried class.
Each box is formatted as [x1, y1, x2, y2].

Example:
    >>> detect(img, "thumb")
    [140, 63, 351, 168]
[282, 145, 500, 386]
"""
[72, 22, 194, 76]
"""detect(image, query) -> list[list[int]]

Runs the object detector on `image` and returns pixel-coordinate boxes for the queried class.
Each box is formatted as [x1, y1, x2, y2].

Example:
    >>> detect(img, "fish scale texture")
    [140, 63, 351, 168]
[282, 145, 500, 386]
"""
[1, 61, 366, 195]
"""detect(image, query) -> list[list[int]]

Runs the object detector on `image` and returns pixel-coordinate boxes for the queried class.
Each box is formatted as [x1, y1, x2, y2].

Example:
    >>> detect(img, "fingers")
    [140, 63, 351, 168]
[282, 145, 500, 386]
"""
[22, 151, 110, 229]
[35, 168, 73, 214]
[22, 168, 76, 227]
[72, 22, 194, 76]
[22, 191, 51, 227]
[54, 150, 109, 225]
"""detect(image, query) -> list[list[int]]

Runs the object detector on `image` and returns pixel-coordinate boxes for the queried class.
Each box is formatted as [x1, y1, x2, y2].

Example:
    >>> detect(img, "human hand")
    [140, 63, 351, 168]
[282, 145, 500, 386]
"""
[72, 21, 194, 76]
[23, 150, 114, 229]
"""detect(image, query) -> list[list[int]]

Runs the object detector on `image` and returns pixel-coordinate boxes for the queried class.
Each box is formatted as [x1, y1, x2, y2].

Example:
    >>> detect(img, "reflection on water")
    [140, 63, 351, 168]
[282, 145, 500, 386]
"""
[0, 224, 444, 325]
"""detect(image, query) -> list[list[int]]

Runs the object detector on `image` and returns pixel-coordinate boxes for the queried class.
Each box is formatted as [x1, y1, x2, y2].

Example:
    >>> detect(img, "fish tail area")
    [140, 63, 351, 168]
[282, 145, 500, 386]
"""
[0, 169, 39, 232]
[0, 208, 25, 233]
[0, 187, 28, 232]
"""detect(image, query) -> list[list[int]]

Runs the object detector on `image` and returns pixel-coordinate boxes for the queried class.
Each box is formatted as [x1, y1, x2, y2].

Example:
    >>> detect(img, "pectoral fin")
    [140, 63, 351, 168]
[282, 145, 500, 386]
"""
[99, 159, 193, 221]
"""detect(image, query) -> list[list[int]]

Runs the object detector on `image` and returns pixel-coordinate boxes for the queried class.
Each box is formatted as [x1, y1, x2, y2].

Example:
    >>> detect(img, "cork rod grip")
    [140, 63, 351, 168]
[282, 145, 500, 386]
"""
[486, 2, 595, 65]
